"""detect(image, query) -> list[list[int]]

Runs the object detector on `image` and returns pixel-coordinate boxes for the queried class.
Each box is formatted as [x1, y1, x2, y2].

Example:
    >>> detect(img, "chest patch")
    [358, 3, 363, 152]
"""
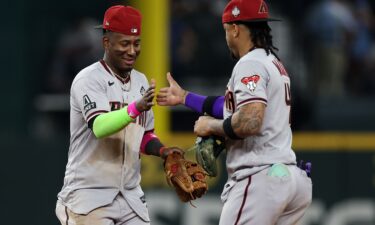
[140, 86, 145, 96]
[241, 75, 260, 93]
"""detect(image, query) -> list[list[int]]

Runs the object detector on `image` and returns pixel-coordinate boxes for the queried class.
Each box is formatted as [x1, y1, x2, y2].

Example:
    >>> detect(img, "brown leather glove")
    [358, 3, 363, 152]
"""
[162, 147, 208, 202]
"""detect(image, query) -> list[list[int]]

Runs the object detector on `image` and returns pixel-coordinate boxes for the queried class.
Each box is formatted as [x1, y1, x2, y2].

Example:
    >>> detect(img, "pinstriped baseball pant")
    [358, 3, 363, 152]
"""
[219, 165, 312, 225]
[56, 194, 150, 225]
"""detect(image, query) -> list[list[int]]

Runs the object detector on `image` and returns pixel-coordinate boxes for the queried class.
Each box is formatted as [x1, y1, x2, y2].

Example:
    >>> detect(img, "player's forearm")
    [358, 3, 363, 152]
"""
[231, 103, 265, 137]
[206, 119, 226, 137]
[92, 102, 141, 138]
[185, 92, 224, 119]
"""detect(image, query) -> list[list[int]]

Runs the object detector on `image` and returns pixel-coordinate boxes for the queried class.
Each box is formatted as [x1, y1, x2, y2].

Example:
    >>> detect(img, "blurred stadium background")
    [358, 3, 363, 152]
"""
[1, 0, 375, 224]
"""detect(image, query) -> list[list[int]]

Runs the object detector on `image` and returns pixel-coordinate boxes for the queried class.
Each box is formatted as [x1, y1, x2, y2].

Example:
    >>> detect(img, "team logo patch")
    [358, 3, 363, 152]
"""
[232, 6, 240, 17]
[241, 75, 260, 93]
[131, 28, 138, 34]
[259, 1, 268, 13]
[140, 86, 146, 96]
[83, 95, 96, 113]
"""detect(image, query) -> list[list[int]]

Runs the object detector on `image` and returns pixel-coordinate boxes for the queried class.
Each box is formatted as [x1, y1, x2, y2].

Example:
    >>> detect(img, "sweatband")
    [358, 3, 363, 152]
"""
[93, 106, 134, 138]
[144, 139, 164, 156]
[203, 96, 220, 116]
[185, 92, 206, 114]
[210, 96, 224, 119]
[140, 131, 160, 154]
[185, 93, 224, 119]
[223, 115, 242, 140]
[127, 101, 141, 119]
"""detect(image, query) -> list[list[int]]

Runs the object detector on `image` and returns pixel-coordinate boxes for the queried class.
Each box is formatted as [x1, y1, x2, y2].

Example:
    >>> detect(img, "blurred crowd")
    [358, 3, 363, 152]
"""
[40, 0, 375, 132]
[304, 0, 375, 97]
[44, 0, 375, 97]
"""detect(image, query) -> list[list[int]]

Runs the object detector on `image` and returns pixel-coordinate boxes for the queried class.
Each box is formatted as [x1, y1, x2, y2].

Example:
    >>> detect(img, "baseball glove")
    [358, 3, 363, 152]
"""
[193, 136, 226, 177]
[163, 148, 208, 203]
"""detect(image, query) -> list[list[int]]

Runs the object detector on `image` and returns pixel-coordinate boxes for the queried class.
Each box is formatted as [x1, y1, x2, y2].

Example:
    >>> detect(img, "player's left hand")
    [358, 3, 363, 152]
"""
[136, 79, 156, 112]
[194, 116, 216, 137]
[164, 148, 208, 203]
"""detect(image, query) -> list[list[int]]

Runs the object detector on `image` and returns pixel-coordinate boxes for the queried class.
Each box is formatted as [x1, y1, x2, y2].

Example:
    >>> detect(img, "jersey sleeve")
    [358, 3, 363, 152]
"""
[71, 76, 110, 122]
[233, 60, 269, 108]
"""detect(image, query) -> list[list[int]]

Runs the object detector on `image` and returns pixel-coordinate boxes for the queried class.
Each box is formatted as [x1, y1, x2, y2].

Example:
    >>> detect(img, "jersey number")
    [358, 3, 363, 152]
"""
[284, 83, 291, 124]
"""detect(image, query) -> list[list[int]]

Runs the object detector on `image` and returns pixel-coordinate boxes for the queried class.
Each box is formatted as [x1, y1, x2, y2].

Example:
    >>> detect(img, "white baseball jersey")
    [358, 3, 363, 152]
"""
[224, 48, 296, 180]
[57, 60, 153, 221]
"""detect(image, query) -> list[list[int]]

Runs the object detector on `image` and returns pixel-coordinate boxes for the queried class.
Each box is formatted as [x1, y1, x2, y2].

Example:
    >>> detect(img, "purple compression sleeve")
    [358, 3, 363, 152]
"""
[185, 93, 224, 119]
[212, 96, 224, 119]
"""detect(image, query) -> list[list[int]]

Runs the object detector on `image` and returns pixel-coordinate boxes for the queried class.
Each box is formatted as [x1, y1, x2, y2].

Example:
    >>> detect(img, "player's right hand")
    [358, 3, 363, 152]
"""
[156, 72, 187, 106]
[136, 79, 155, 112]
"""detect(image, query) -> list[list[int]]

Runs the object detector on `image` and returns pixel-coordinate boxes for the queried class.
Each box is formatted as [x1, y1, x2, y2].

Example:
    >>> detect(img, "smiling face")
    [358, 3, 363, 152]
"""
[103, 31, 141, 75]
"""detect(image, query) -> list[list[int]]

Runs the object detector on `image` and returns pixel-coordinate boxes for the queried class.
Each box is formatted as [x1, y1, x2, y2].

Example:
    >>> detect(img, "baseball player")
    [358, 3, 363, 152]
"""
[56, 5, 182, 225]
[157, 0, 312, 224]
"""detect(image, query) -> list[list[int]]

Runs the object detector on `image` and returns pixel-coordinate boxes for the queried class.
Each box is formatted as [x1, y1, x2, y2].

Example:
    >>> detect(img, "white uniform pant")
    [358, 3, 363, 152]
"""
[219, 165, 312, 225]
[56, 194, 150, 225]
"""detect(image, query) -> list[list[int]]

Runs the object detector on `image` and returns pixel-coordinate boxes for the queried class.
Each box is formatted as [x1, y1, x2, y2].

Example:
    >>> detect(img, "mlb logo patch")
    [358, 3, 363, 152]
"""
[241, 75, 260, 93]
[232, 6, 240, 17]
[131, 28, 138, 34]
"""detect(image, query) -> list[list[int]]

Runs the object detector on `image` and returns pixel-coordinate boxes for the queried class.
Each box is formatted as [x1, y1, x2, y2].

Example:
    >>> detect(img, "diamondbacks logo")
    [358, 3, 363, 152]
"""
[259, 1, 268, 14]
[83, 95, 96, 113]
[241, 75, 260, 93]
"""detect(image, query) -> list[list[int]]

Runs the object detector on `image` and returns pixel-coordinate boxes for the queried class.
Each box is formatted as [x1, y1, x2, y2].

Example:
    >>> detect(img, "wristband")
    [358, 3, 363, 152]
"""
[203, 96, 220, 116]
[223, 116, 243, 140]
[127, 101, 141, 119]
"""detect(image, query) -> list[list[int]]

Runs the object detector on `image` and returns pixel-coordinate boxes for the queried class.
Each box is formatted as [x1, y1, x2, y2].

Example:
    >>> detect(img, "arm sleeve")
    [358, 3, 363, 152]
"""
[233, 60, 269, 108]
[92, 107, 134, 138]
[185, 93, 224, 119]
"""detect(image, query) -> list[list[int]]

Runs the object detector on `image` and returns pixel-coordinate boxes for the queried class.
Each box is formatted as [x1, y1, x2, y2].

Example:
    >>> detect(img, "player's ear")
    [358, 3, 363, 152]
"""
[102, 35, 110, 50]
[233, 24, 240, 38]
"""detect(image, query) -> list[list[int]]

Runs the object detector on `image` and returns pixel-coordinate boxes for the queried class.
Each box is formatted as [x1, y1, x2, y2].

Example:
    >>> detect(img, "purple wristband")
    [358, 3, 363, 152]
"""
[212, 96, 224, 119]
[185, 92, 206, 114]
[185, 93, 224, 119]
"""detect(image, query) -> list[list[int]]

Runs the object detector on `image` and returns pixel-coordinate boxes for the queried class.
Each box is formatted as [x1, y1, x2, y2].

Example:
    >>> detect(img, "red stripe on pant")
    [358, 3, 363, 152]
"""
[234, 176, 252, 225]
[65, 206, 69, 225]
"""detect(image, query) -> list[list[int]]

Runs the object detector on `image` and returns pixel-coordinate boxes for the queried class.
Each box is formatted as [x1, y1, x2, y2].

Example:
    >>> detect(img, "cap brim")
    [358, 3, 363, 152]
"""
[241, 18, 282, 22]
[94, 25, 103, 29]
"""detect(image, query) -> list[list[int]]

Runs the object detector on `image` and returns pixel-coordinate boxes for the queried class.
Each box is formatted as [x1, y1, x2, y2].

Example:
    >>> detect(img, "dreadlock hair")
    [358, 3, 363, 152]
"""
[235, 21, 280, 60]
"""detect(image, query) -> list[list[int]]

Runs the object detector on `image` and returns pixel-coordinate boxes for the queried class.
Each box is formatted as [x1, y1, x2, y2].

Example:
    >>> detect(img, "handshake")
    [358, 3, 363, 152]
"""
[133, 72, 189, 113]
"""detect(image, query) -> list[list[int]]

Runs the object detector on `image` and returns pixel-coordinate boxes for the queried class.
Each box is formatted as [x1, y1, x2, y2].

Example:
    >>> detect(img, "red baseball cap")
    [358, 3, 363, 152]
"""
[96, 5, 142, 36]
[222, 0, 280, 24]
